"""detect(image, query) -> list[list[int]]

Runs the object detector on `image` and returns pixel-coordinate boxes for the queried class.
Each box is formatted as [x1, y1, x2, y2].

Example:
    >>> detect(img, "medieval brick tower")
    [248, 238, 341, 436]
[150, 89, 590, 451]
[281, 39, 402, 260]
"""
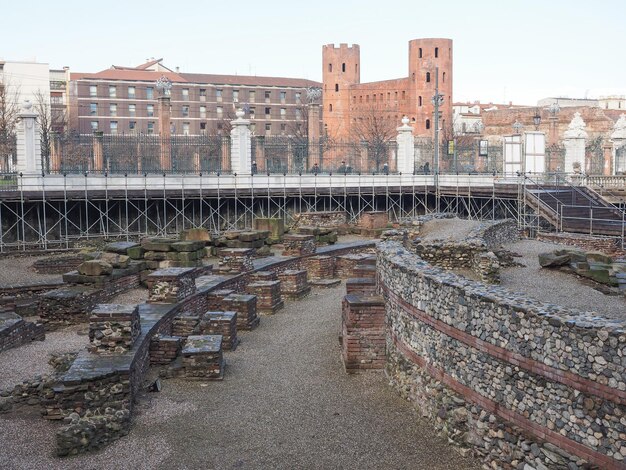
[322, 43, 360, 139]
[322, 39, 453, 139]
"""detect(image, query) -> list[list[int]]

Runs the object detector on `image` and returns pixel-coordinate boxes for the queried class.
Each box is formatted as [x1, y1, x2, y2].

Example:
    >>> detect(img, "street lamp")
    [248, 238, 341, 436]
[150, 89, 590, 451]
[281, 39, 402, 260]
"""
[512, 120, 523, 134]
[533, 109, 541, 130]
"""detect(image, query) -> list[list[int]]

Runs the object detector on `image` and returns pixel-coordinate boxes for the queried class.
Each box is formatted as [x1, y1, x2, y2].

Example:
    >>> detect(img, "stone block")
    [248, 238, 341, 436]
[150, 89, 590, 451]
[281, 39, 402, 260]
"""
[181, 228, 211, 243]
[254, 217, 285, 243]
[308, 255, 336, 279]
[172, 312, 201, 338]
[251, 270, 278, 282]
[282, 234, 316, 257]
[346, 278, 377, 296]
[359, 211, 389, 230]
[99, 252, 130, 269]
[353, 264, 376, 279]
[180, 335, 224, 380]
[196, 311, 238, 351]
[144, 251, 169, 261]
[104, 241, 141, 255]
[126, 246, 145, 260]
[586, 251, 613, 264]
[78, 260, 113, 276]
[172, 241, 205, 252]
[216, 248, 254, 274]
[150, 335, 182, 365]
[146, 267, 196, 304]
[141, 237, 176, 252]
[277, 269, 310, 300]
[222, 294, 259, 330]
[247, 281, 283, 315]
[538, 252, 571, 268]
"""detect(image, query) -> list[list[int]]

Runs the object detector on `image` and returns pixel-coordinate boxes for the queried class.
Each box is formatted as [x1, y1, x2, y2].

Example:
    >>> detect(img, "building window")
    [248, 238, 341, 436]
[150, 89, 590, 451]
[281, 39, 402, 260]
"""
[342, 63, 346, 72]
[373, 94, 376, 102]
[412, 72, 415, 81]
[419, 96, 422, 106]
[442, 72, 446, 83]
[110, 121, 118, 134]
[182, 88, 189, 100]
[387, 92, 390, 101]
[200, 122, 206, 131]
[395, 91, 398, 100]
[280, 108, 286, 119]
[146, 87, 154, 99]
[147, 104, 154, 117]
[128, 86, 135, 99]
[335, 84, 339, 92]
[265, 123, 271, 133]
[129, 104, 136, 117]
[249, 107, 255, 119]
[182, 122, 190, 135]
[435, 47, 439, 58]
[366, 95, 369, 103]
[182, 106, 189, 117]
[199, 88, 206, 101]
[129, 121, 137, 130]
[216, 89, 223, 101]
[89, 85, 97, 97]
[328, 63, 332, 72]
[295, 92, 301, 104]
[280, 123, 286, 133]
[200, 106, 206, 119]
[233, 90, 239, 102]
[329, 103, 333, 112]
[109, 86, 116, 98]
[280, 91, 286, 103]
[265, 107, 271, 118]
[426, 119, 431, 130]
[90, 103, 97, 116]
[250, 90, 256, 102]
[419, 48, 422, 58]
[265, 91, 271, 103]
[426, 72, 431, 83]
[402, 91, 406, 100]
[217, 106, 223, 117]
[147, 122, 154, 134]
[90, 121, 98, 130]
[295, 108, 302, 120]
[109, 103, 117, 117]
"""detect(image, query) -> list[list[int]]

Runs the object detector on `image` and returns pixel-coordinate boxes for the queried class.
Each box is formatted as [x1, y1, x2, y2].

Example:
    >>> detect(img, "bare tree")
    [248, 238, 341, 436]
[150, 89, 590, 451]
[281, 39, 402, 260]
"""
[350, 105, 397, 171]
[0, 81, 21, 171]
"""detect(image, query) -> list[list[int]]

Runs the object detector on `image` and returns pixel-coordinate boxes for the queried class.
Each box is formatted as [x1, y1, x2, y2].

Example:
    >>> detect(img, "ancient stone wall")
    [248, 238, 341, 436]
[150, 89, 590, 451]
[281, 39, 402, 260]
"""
[0, 312, 45, 352]
[378, 241, 626, 470]
[537, 232, 625, 258]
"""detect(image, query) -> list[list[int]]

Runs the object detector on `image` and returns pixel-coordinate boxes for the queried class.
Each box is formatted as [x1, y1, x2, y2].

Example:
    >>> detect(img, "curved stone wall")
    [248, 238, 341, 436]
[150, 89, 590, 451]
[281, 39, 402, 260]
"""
[378, 240, 626, 469]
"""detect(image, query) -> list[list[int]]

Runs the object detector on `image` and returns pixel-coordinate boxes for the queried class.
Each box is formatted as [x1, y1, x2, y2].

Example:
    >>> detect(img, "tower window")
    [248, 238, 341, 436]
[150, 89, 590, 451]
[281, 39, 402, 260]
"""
[342, 63, 346, 72]
[335, 84, 339, 92]
[442, 72, 446, 83]
[419, 96, 422, 106]
[419, 48, 422, 58]
[412, 72, 415, 81]
[329, 103, 333, 112]
[426, 72, 431, 83]
[426, 119, 431, 130]
[329, 63, 332, 72]
[435, 47, 439, 58]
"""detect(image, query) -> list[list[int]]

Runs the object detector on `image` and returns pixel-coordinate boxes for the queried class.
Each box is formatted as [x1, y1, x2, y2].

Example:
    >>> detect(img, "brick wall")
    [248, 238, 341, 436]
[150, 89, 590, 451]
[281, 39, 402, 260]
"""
[341, 294, 385, 372]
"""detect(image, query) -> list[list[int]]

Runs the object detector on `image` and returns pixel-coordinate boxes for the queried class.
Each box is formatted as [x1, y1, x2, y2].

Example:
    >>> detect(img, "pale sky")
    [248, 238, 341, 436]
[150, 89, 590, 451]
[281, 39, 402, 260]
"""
[3, 0, 625, 105]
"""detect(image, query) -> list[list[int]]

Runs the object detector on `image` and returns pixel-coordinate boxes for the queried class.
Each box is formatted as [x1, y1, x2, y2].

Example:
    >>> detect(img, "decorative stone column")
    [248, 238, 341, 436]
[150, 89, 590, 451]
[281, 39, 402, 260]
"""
[563, 112, 587, 174]
[158, 95, 172, 172]
[610, 114, 626, 174]
[15, 100, 42, 174]
[396, 116, 415, 174]
[230, 108, 252, 174]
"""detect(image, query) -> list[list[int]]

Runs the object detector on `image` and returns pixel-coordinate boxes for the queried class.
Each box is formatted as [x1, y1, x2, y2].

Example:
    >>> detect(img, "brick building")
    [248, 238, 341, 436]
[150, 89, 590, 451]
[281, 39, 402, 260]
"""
[69, 59, 321, 136]
[322, 39, 453, 139]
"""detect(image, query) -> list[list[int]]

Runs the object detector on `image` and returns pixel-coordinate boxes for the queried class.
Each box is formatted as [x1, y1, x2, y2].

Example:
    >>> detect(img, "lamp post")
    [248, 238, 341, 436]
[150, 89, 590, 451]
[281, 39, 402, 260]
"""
[533, 108, 542, 131]
[512, 120, 524, 134]
[431, 67, 444, 211]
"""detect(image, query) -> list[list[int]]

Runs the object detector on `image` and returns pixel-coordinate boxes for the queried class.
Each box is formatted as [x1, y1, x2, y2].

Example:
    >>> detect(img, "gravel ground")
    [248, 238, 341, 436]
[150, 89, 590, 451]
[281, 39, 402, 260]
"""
[0, 325, 86, 390]
[0, 285, 479, 470]
[501, 239, 625, 320]
[0, 254, 65, 285]
[419, 217, 481, 241]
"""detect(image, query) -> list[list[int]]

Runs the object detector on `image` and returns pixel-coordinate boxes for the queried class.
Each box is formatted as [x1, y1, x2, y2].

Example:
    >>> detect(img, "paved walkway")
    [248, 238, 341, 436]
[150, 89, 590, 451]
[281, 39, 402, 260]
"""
[0, 284, 479, 469]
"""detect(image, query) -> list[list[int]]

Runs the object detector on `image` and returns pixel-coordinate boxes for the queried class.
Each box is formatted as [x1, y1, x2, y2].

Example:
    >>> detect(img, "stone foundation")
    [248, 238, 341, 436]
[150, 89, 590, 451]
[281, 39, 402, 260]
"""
[341, 294, 385, 373]
[307, 255, 336, 280]
[180, 335, 224, 380]
[335, 253, 374, 278]
[353, 264, 376, 279]
[88, 304, 141, 354]
[146, 267, 196, 304]
[149, 335, 182, 365]
[293, 211, 347, 233]
[0, 312, 45, 352]
[282, 234, 316, 257]
[195, 311, 238, 351]
[247, 281, 284, 315]
[39, 286, 106, 329]
[221, 294, 259, 330]
[216, 248, 255, 274]
[32, 255, 83, 274]
[345, 278, 377, 296]
[277, 269, 310, 300]
[537, 231, 625, 258]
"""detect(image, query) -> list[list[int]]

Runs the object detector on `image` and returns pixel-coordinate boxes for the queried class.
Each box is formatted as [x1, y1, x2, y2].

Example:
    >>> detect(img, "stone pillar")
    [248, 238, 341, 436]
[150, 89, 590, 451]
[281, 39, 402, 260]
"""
[563, 112, 587, 174]
[146, 267, 196, 304]
[50, 132, 61, 173]
[548, 114, 559, 147]
[610, 114, 626, 174]
[396, 116, 415, 174]
[15, 100, 42, 174]
[93, 131, 104, 173]
[341, 294, 386, 372]
[158, 96, 172, 172]
[230, 109, 252, 175]
[602, 142, 613, 176]
[308, 103, 321, 167]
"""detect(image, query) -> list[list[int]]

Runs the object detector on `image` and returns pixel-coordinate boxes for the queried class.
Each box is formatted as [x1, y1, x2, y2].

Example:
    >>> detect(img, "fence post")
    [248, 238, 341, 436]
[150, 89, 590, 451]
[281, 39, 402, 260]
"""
[307, 103, 321, 168]
[230, 109, 252, 174]
[158, 95, 172, 172]
[15, 100, 41, 174]
[396, 116, 415, 175]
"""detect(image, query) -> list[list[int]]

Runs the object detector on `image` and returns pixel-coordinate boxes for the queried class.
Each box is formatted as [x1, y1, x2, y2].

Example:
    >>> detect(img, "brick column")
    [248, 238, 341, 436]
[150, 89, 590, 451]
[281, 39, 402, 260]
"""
[93, 131, 104, 172]
[88, 304, 140, 354]
[341, 294, 386, 372]
[146, 267, 196, 303]
[158, 95, 172, 172]
[308, 103, 321, 167]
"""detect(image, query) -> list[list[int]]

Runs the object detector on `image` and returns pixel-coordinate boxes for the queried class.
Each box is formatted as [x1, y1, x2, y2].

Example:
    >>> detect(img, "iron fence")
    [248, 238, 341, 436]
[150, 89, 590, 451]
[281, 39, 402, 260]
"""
[48, 134, 231, 174]
[414, 138, 503, 174]
[0, 134, 17, 173]
[252, 137, 396, 174]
